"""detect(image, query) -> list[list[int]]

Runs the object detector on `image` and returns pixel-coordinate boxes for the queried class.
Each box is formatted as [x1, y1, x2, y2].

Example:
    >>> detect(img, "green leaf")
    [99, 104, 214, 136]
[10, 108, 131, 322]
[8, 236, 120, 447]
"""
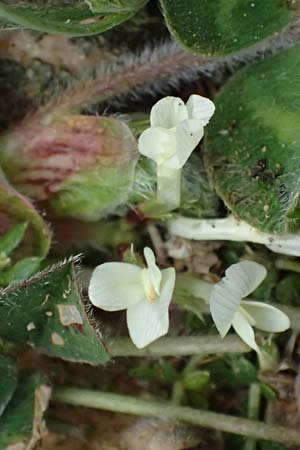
[87, 0, 148, 14]
[275, 273, 300, 306]
[0, 355, 17, 417]
[0, 374, 50, 449]
[0, 257, 42, 286]
[0, 222, 27, 256]
[0, 259, 110, 365]
[0, 0, 138, 36]
[160, 0, 296, 56]
[183, 370, 210, 392]
[204, 355, 257, 388]
[0, 171, 51, 257]
[204, 47, 300, 233]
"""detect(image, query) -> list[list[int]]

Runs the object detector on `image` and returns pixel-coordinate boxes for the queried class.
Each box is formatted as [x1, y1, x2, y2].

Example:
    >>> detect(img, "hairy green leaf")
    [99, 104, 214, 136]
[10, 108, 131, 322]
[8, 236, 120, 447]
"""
[160, 0, 296, 55]
[0, 259, 110, 365]
[205, 47, 300, 233]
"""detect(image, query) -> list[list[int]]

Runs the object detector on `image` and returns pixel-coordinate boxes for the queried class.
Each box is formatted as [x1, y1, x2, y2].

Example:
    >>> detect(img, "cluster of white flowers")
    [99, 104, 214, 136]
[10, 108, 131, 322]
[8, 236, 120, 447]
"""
[88, 94, 291, 351]
[89, 247, 289, 350]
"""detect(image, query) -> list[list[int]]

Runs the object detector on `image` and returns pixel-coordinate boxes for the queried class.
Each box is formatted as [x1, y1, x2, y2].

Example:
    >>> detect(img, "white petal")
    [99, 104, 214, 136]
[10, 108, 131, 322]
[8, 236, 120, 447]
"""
[150, 97, 188, 129]
[138, 126, 177, 165]
[164, 119, 204, 170]
[224, 261, 267, 299]
[209, 278, 241, 338]
[88, 263, 143, 311]
[126, 267, 175, 348]
[241, 300, 290, 333]
[143, 247, 162, 295]
[186, 94, 215, 125]
[232, 311, 259, 352]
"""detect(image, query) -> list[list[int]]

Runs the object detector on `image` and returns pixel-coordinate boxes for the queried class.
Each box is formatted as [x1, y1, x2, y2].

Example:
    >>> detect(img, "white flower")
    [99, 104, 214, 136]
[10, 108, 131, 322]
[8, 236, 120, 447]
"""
[138, 95, 215, 170]
[88, 247, 176, 349]
[209, 261, 290, 352]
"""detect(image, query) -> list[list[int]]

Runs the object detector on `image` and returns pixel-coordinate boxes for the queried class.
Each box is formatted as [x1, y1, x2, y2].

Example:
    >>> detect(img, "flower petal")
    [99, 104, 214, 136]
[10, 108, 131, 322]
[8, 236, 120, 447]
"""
[88, 262, 143, 311]
[167, 119, 204, 169]
[143, 247, 162, 295]
[209, 278, 241, 338]
[232, 311, 259, 352]
[150, 97, 188, 129]
[186, 94, 215, 125]
[126, 267, 175, 348]
[138, 126, 177, 165]
[241, 300, 290, 333]
[224, 261, 267, 299]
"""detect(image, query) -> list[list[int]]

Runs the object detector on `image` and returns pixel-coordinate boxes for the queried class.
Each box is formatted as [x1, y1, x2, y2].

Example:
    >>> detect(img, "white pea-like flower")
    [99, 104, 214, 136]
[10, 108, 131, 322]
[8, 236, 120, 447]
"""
[209, 261, 290, 352]
[137, 95, 215, 213]
[138, 95, 215, 170]
[88, 247, 176, 349]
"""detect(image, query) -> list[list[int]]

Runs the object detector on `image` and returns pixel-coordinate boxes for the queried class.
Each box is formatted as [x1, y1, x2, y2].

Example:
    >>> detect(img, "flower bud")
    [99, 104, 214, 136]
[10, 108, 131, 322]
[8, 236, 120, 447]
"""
[1, 115, 138, 220]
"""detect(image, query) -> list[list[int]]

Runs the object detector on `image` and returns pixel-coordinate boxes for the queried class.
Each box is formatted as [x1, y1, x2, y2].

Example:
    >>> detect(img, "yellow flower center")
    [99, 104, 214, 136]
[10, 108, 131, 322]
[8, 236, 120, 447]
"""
[142, 269, 160, 303]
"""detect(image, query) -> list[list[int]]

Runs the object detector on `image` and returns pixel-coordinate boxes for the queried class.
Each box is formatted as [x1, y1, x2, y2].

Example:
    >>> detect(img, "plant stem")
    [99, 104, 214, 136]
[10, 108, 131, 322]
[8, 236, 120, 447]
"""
[108, 336, 250, 357]
[243, 383, 261, 450]
[275, 258, 300, 273]
[52, 387, 300, 447]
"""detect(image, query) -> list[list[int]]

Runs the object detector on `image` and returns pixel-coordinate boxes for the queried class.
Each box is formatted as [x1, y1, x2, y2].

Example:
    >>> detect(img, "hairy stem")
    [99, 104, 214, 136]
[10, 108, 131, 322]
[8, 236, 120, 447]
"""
[22, 20, 300, 126]
[52, 387, 300, 447]
[107, 336, 249, 357]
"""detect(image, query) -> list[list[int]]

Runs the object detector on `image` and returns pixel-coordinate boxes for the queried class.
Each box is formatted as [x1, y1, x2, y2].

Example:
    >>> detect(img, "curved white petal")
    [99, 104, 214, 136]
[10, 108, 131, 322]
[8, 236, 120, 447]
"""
[168, 119, 204, 170]
[232, 311, 259, 352]
[150, 97, 188, 128]
[241, 300, 290, 333]
[209, 278, 241, 338]
[143, 247, 162, 295]
[138, 127, 177, 166]
[126, 267, 175, 348]
[88, 263, 143, 311]
[186, 94, 215, 125]
[224, 261, 267, 299]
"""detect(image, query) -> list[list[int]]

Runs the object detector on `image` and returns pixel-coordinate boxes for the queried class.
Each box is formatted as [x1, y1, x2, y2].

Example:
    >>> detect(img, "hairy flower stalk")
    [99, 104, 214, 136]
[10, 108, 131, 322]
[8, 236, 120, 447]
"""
[168, 215, 300, 257]
[0, 115, 138, 220]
